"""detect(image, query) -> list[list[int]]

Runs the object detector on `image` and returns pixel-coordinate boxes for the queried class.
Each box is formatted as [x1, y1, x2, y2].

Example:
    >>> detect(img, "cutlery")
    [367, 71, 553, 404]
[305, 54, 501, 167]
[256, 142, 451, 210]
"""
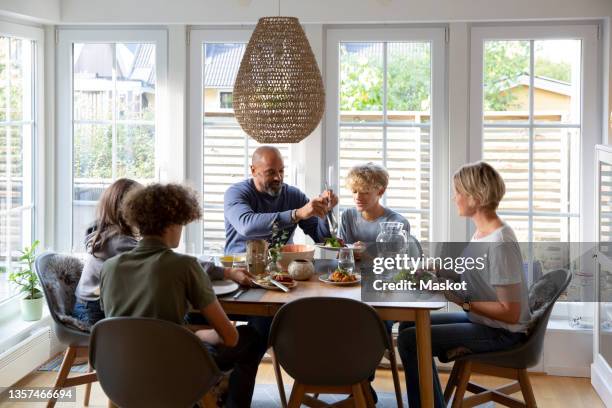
[266, 276, 290, 292]
[233, 289, 247, 299]
[323, 182, 338, 236]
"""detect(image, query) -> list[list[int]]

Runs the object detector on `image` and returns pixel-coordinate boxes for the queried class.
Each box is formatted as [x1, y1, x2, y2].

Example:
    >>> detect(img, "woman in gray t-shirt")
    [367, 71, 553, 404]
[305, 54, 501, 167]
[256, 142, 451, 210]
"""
[397, 162, 531, 408]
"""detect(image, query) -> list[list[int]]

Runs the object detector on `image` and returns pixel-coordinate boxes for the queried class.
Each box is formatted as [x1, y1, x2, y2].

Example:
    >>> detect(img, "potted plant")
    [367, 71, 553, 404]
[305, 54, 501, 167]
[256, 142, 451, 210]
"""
[8, 240, 43, 321]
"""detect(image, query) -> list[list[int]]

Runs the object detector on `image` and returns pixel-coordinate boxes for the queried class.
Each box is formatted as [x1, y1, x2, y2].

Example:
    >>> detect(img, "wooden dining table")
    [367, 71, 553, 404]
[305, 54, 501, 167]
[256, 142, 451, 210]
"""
[217, 259, 446, 408]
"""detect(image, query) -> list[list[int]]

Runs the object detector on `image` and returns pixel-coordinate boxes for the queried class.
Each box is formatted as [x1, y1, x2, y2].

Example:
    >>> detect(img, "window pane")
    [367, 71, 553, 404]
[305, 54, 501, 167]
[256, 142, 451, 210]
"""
[116, 124, 155, 178]
[500, 215, 530, 242]
[9, 126, 24, 208]
[483, 128, 530, 212]
[117, 43, 156, 121]
[73, 44, 114, 121]
[533, 216, 578, 243]
[386, 127, 430, 211]
[0, 37, 7, 122]
[72, 43, 158, 250]
[387, 42, 431, 124]
[483, 40, 530, 123]
[202, 43, 291, 251]
[534, 40, 581, 124]
[533, 128, 580, 213]
[600, 161, 612, 243]
[338, 126, 383, 208]
[339, 42, 383, 123]
[0, 35, 35, 303]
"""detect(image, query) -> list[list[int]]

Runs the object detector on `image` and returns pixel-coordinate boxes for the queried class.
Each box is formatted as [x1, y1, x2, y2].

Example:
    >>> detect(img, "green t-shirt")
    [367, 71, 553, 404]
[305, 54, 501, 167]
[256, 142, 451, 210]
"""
[100, 237, 216, 325]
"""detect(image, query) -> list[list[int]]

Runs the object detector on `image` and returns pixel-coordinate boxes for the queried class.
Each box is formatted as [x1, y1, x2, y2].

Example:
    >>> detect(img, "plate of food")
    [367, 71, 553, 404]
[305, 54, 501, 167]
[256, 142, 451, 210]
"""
[315, 237, 346, 250]
[319, 269, 361, 286]
[252, 274, 298, 290]
[212, 279, 240, 296]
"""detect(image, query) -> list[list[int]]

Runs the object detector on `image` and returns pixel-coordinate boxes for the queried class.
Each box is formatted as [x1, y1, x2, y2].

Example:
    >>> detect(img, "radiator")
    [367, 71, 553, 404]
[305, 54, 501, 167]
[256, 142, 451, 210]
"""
[0, 327, 51, 388]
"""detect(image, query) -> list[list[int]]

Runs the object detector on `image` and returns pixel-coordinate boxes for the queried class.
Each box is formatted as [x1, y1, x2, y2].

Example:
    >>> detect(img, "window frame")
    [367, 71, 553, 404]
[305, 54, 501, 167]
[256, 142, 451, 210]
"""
[56, 28, 168, 252]
[0, 21, 44, 305]
[187, 28, 300, 252]
[469, 24, 600, 245]
[324, 26, 449, 242]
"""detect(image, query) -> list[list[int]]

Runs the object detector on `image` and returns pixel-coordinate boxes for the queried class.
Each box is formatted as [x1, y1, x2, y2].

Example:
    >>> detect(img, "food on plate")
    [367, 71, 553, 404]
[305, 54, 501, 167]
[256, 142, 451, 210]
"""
[324, 237, 346, 248]
[271, 273, 294, 284]
[328, 269, 357, 282]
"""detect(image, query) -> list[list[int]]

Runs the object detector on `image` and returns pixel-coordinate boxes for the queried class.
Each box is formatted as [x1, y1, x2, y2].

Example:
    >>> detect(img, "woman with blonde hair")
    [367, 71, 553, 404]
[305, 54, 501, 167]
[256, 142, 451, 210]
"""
[397, 161, 531, 408]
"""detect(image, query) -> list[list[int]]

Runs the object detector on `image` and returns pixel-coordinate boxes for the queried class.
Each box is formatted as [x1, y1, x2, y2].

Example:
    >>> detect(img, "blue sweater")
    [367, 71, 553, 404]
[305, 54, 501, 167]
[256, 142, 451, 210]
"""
[223, 179, 330, 253]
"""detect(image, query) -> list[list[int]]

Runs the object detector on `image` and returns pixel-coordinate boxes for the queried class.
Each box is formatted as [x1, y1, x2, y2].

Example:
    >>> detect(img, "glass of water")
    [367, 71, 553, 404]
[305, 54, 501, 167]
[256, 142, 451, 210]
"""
[338, 248, 355, 274]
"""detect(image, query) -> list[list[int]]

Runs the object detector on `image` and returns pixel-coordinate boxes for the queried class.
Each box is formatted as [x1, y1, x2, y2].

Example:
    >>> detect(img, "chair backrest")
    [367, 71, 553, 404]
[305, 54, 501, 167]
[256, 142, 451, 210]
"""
[35, 252, 91, 338]
[89, 317, 221, 408]
[269, 297, 389, 386]
[509, 269, 571, 367]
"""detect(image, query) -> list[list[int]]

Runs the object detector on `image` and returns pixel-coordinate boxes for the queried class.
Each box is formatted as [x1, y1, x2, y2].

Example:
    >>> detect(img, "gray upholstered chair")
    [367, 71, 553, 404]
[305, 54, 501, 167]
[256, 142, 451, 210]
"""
[35, 251, 98, 408]
[443, 269, 571, 408]
[269, 297, 403, 408]
[89, 317, 222, 408]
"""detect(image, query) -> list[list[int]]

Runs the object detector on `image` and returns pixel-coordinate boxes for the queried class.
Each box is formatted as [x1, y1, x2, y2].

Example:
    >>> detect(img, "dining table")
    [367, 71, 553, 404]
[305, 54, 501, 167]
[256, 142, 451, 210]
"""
[216, 258, 446, 408]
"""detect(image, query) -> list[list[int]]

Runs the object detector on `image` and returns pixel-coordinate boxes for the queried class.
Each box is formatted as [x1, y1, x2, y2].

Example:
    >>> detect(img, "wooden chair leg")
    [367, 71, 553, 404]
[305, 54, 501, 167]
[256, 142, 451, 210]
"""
[451, 360, 472, 408]
[47, 346, 77, 408]
[518, 369, 537, 408]
[388, 347, 404, 408]
[351, 383, 367, 408]
[444, 361, 463, 403]
[200, 390, 217, 408]
[83, 362, 93, 406]
[288, 383, 307, 408]
[271, 349, 288, 408]
[360, 381, 376, 408]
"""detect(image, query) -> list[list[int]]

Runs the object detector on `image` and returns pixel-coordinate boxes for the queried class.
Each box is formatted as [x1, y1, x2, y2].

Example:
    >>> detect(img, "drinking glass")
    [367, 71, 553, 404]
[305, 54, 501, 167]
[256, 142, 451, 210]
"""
[338, 247, 355, 274]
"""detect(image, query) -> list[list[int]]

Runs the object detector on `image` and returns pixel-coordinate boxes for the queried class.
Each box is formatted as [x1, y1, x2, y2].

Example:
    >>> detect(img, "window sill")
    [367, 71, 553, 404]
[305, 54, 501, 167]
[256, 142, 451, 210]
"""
[547, 318, 593, 334]
[0, 302, 51, 355]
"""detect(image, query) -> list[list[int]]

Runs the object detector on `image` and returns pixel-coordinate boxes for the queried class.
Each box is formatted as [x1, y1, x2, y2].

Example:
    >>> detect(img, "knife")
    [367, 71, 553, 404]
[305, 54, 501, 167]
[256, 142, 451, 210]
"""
[262, 276, 290, 292]
[233, 289, 247, 299]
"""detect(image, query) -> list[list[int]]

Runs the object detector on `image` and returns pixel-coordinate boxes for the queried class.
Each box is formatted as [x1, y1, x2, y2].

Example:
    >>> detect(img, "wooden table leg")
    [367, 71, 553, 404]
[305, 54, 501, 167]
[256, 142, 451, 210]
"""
[415, 310, 434, 408]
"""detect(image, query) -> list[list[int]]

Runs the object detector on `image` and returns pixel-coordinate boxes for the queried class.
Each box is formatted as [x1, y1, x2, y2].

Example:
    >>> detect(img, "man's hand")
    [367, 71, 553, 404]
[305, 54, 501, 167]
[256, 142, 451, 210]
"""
[321, 189, 339, 209]
[224, 267, 254, 286]
[296, 197, 329, 220]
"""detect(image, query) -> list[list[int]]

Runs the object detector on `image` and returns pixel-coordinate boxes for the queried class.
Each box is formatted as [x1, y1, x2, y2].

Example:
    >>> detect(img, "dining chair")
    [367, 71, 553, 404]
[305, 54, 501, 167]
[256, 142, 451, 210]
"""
[35, 251, 98, 408]
[442, 269, 571, 408]
[89, 317, 222, 408]
[269, 297, 403, 408]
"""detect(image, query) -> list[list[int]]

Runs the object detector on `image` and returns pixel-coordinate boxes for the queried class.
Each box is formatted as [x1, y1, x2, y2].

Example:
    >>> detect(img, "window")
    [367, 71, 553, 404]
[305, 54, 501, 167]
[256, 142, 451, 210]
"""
[326, 28, 448, 243]
[219, 91, 233, 109]
[189, 31, 294, 252]
[0, 24, 41, 303]
[57, 30, 166, 252]
[470, 25, 599, 280]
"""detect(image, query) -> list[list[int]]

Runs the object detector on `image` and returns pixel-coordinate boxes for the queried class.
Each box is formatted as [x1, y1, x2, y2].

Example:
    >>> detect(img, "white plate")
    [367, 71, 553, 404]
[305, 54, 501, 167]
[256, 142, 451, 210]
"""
[315, 243, 366, 253]
[252, 278, 298, 290]
[212, 280, 240, 296]
[319, 273, 362, 286]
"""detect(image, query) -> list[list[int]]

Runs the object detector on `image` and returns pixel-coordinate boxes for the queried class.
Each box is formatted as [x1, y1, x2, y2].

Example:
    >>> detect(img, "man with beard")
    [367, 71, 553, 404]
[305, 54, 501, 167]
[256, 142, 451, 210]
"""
[224, 146, 338, 254]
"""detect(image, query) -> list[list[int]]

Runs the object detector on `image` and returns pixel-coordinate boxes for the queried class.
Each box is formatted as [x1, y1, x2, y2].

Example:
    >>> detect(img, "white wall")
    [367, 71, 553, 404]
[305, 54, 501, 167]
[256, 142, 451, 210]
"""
[0, 0, 60, 24]
[59, 0, 612, 24]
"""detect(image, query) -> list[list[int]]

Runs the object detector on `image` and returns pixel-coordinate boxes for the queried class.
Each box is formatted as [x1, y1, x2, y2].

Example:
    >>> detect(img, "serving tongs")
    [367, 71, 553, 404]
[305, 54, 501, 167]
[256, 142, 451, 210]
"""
[323, 182, 338, 237]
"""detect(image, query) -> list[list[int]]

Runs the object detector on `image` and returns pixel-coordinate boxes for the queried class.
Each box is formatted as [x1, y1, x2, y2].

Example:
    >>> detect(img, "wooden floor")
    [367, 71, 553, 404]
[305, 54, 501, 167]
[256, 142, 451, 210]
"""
[0, 361, 604, 407]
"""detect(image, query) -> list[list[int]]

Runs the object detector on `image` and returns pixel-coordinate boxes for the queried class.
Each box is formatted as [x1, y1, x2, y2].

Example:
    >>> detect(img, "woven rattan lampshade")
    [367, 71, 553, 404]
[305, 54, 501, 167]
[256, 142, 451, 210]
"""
[233, 17, 325, 143]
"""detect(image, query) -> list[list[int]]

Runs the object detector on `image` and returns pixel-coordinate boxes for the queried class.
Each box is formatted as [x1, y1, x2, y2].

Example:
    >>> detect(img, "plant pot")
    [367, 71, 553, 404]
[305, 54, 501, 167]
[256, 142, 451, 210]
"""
[21, 296, 44, 321]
